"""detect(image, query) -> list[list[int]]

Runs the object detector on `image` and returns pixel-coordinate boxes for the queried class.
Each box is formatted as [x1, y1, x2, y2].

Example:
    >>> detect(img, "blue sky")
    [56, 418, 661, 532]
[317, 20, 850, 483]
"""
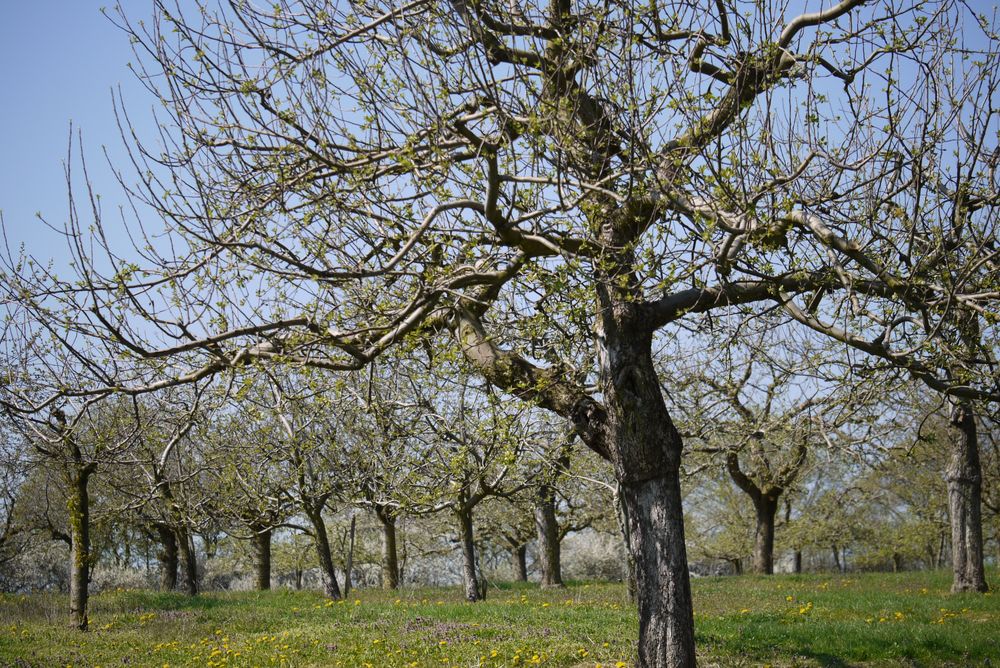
[0, 2, 145, 265]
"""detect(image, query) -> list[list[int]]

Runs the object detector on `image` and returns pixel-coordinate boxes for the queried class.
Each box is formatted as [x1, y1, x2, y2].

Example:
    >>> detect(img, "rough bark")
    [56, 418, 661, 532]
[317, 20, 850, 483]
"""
[251, 528, 272, 591]
[177, 526, 198, 595]
[155, 522, 178, 591]
[947, 403, 989, 592]
[534, 484, 563, 587]
[307, 509, 342, 599]
[68, 466, 94, 631]
[752, 495, 779, 575]
[457, 508, 482, 602]
[620, 470, 695, 668]
[375, 506, 400, 590]
[511, 544, 528, 582]
[598, 316, 696, 668]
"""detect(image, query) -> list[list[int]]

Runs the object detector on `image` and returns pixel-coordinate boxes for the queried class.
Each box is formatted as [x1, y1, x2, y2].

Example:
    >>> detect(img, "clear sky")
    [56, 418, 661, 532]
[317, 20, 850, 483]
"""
[0, 2, 145, 266]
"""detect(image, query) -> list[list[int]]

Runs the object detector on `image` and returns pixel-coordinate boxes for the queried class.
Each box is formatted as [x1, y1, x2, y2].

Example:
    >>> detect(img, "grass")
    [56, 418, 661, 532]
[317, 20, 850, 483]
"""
[0, 570, 996, 667]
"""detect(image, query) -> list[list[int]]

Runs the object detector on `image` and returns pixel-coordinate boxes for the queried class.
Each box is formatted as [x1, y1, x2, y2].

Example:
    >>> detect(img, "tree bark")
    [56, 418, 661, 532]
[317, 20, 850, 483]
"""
[375, 506, 400, 590]
[752, 495, 779, 575]
[251, 528, 272, 591]
[344, 515, 356, 596]
[947, 403, 989, 592]
[793, 550, 803, 574]
[67, 466, 94, 631]
[599, 324, 695, 668]
[155, 523, 178, 591]
[511, 544, 528, 582]
[307, 509, 341, 599]
[457, 507, 482, 602]
[177, 526, 198, 595]
[620, 470, 695, 667]
[535, 484, 563, 587]
[831, 544, 843, 573]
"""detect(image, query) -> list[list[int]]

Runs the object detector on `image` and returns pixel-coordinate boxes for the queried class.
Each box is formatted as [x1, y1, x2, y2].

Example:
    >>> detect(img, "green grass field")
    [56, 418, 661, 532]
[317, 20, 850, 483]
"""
[0, 570, 996, 667]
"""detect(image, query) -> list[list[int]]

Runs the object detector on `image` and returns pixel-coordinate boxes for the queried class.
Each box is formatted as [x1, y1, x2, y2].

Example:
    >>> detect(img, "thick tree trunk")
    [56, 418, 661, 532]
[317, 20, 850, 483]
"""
[535, 484, 563, 587]
[155, 523, 178, 591]
[620, 470, 695, 668]
[793, 550, 802, 574]
[511, 544, 528, 582]
[457, 508, 481, 602]
[177, 527, 198, 595]
[947, 403, 989, 592]
[251, 528, 272, 591]
[307, 510, 342, 599]
[68, 467, 93, 631]
[376, 507, 399, 590]
[752, 496, 779, 575]
[599, 323, 695, 668]
[730, 558, 743, 576]
[583, 283, 698, 666]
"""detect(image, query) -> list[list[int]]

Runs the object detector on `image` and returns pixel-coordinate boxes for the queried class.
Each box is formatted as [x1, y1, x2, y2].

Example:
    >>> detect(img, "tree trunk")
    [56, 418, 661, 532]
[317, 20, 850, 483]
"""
[511, 544, 528, 582]
[752, 495, 779, 575]
[619, 470, 695, 667]
[307, 510, 342, 599]
[535, 484, 563, 587]
[68, 467, 93, 631]
[155, 523, 178, 591]
[457, 508, 481, 602]
[177, 526, 198, 595]
[251, 528, 272, 591]
[376, 507, 399, 590]
[793, 550, 802, 574]
[344, 515, 356, 596]
[947, 403, 989, 592]
[598, 311, 696, 667]
[731, 558, 743, 576]
[831, 544, 842, 573]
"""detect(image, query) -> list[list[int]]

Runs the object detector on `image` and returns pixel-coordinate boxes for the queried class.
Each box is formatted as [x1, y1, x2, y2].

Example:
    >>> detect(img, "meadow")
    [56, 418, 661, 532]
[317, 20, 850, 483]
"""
[0, 570, 996, 667]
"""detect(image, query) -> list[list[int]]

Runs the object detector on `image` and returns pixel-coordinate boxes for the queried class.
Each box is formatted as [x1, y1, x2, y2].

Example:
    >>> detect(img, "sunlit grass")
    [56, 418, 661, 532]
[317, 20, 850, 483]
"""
[0, 570, 996, 666]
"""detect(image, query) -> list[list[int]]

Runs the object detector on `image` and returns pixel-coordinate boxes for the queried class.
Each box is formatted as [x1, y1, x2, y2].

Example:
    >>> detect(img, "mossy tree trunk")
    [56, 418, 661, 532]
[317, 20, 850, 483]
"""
[67, 463, 96, 631]
[155, 522, 178, 591]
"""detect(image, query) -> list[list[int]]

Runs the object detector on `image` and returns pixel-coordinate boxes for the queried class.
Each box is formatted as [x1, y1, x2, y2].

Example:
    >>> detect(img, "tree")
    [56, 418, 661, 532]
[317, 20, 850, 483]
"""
[674, 330, 874, 575]
[4, 1, 999, 664]
[259, 372, 348, 598]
